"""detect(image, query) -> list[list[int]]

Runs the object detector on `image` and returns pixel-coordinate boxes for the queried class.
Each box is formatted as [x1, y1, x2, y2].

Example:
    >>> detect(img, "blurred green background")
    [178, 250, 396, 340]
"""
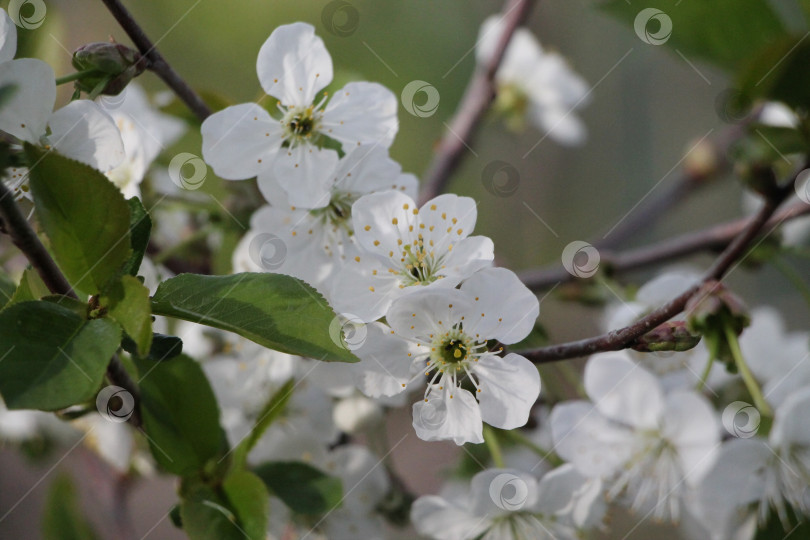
[2, 0, 808, 538]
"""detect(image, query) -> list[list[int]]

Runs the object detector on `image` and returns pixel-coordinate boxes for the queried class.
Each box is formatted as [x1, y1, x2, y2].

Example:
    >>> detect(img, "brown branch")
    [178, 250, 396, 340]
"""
[418, 0, 536, 204]
[100, 0, 212, 122]
[517, 176, 801, 364]
[519, 200, 810, 291]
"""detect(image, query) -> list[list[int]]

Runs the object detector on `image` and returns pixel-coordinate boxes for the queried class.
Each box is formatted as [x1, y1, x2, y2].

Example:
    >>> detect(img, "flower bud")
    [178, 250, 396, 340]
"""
[685, 280, 750, 336]
[631, 321, 701, 353]
[71, 42, 147, 96]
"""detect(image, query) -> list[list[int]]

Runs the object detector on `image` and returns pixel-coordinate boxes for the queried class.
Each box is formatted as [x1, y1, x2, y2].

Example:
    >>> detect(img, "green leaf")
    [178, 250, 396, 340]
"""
[0, 301, 120, 410]
[0, 273, 15, 308]
[753, 505, 810, 539]
[122, 197, 152, 276]
[25, 144, 131, 295]
[180, 486, 244, 540]
[738, 35, 810, 109]
[730, 125, 810, 166]
[134, 354, 225, 476]
[254, 461, 342, 515]
[101, 275, 153, 356]
[121, 332, 183, 361]
[42, 474, 100, 540]
[150, 273, 358, 363]
[222, 471, 270, 540]
[600, 0, 786, 71]
[232, 379, 295, 469]
[6, 267, 50, 307]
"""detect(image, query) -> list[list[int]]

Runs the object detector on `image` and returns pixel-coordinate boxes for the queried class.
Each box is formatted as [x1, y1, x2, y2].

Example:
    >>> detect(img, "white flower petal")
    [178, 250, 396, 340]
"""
[440, 236, 494, 282]
[200, 103, 281, 179]
[470, 468, 540, 517]
[323, 82, 398, 148]
[352, 322, 416, 397]
[256, 22, 332, 106]
[413, 386, 483, 445]
[528, 103, 587, 146]
[584, 353, 664, 429]
[331, 258, 403, 322]
[0, 58, 54, 142]
[0, 8, 17, 63]
[332, 144, 401, 194]
[459, 267, 537, 344]
[386, 287, 469, 341]
[662, 391, 720, 484]
[49, 100, 125, 171]
[419, 194, 478, 253]
[771, 386, 810, 448]
[474, 353, 540, 430]
[352, 190, 417, 259]
[411, 495, 488, 540]
[536, 464, 606, 529]
[273, 145, 338, 208]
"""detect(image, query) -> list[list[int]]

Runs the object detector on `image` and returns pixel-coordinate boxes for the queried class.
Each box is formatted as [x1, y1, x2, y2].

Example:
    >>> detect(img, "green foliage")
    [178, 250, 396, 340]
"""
[25, 144, 131, 295]
[150, 273, 358, 363]
[101, 275, 153, 356]
[254, 461, 343, 515]
[600, 0, 786, 71]
[738, 36, 810, 110]
[221, 471, 270, 540]
[0, 301, 120, 410]
[122, 197, 152, 277]
[134, 354, 226, 476]
[41, 474, 100, 540]
[231, 379, 295, 469]
[122, 332, 183, 361]
[0, 273, 15, 308]
[6, 268, 50, 307]
[179, 486, 246, 540]
[754, 505, 810, 539]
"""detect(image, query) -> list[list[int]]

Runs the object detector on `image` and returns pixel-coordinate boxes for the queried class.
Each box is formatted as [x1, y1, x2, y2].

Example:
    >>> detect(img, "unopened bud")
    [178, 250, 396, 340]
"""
[683, 138, 720, 182]
[72, 42, 147, 96]
[632, 321, 701, 353]
[686, 281, 750, 336]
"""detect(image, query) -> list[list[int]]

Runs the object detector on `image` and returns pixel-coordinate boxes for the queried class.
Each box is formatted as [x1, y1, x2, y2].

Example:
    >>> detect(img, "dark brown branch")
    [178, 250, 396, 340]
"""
[100, 0, 212, 122]
[418, 0, 536, 204]
[519, 200, 810, 291]
[518, 177, 801, 364]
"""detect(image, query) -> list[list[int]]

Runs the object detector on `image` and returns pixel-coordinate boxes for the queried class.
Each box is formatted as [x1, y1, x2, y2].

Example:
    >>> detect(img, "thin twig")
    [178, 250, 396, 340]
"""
[517, 176, 801, 363]
[518, 200, 810, 291]
[100, 0, 212, 122]
[419, 0, 536, 204]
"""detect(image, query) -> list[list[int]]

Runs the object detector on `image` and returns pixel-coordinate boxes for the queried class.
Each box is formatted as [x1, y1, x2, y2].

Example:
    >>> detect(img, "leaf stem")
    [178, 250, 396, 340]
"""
[55, 69, 98, 85]
[483, 425, 505, 468]
[724, 324, 772, 418]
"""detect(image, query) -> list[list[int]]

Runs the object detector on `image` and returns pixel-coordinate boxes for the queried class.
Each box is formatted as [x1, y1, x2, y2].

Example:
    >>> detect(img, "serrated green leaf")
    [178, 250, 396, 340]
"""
[134, 354, 226, 476]
[738, 35, 810, 109]
[222, 471, 270, 540]
[25, 144, 131, 295]
[6, 267, 50, 307]
[600, 0, 786, 72]
[102, 275, 152, 356]
[42, 474, 100, 540]
[254, 461, 342, 515]
[180, 486, 244, 540]
[122, 197, 152, 276]
[150, 273, 358, 363]
[0, 301, 120, 410]
[232, 379, 294, 469]
[121, 332, 183, 361]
